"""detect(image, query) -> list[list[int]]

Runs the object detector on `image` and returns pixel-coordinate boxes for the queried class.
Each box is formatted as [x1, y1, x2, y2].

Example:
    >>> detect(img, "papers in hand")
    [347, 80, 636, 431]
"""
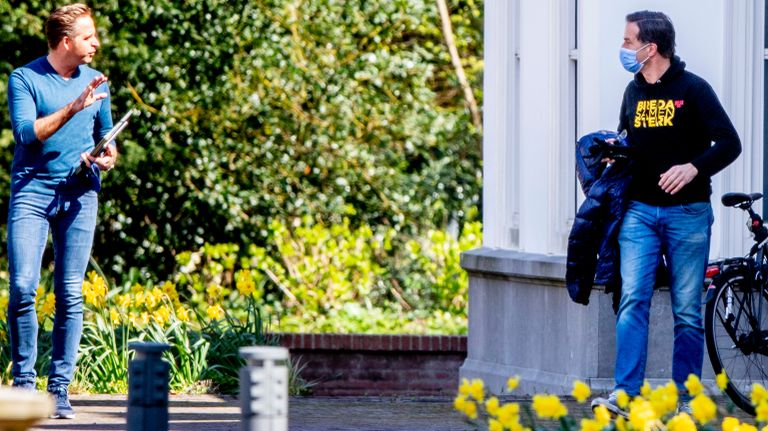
[74, 109, 136, 176]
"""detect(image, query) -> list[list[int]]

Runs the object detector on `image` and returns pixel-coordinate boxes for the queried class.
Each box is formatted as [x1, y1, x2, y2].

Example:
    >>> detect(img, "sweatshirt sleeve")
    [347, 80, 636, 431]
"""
[689, 80, 742, 177]
[7, 70, 39, 146]
[617, 86, 630, 133]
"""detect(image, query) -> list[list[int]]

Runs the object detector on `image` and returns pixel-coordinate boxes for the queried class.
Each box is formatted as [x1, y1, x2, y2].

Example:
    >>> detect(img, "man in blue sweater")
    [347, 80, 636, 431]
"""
[6, 3, 117, 419]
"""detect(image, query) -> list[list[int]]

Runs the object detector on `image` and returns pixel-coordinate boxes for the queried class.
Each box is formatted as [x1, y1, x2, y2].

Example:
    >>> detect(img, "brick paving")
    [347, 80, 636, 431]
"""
[25, 394, 755, 431]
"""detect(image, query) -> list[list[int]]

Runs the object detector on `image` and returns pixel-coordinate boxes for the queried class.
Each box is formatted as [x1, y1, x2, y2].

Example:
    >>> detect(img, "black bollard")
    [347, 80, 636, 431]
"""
[240, 346, 289, 431]
[127, 342, 171, 431]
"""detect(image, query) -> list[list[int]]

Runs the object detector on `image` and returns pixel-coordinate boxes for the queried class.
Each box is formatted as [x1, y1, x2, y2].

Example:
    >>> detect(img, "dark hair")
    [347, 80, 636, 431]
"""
[626, 10, 675, 59]
[45, 3, 92, 49]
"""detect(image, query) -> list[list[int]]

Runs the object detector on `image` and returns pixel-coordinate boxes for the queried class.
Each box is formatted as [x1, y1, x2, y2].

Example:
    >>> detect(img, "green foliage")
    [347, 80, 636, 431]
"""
[0, 0, 483, 279]
[201, 301, 278, 394]
[181, 217, 480, 334]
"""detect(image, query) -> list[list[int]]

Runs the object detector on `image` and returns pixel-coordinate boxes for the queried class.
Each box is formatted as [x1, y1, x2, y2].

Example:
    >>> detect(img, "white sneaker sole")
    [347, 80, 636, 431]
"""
[591, 397, 629, 419]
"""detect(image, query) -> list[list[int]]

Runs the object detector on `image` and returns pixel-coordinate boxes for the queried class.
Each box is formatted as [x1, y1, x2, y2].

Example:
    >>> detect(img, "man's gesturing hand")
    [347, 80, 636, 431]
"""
[659, 163, 698, 195]
[70, 75, 108, 114]
[34, 75, 109, 142]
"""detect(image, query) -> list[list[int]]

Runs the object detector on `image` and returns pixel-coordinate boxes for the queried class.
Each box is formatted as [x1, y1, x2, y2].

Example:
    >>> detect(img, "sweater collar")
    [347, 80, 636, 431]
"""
[633, 55, 685, 87]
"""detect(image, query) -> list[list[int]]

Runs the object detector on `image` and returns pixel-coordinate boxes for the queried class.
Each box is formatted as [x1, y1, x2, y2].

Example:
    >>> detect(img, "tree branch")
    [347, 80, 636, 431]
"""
[436, 0, 482, 133]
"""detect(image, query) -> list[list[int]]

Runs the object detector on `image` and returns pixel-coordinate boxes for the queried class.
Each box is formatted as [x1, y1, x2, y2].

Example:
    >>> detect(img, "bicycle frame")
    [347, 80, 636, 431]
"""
[704, 197, 768, 351]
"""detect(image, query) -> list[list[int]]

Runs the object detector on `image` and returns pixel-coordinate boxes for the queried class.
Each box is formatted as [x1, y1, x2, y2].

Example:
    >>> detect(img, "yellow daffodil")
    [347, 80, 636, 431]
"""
[206, 284, 223, 300]
[236, 270, 257, 296]
[109, 307, 121, 325]
[722, 416, 741, 431]
[579, 418, 603, 431]
[0, 295, 8, 321]
[39, 293, 55, 317]
[117, 293, 131, 309]
[628, 398, 659, 431]
[130, 283, 144, 294]
[468, 379, 484, 401]
[649, 381, 678, 417]
[133, 291, 145, 308]
[453, 394, 466, 412]
[753, 384, 768, 406]
[507, 375, 521, 392]
[532, 394, 568, 419]
[463, 400, 478, 420]
[153, 305, 172, 327]
[757, 400, 768, 423]
[668, 413, 697, 431]
[641, 381, 652, 398]
[572, 380, 591, 403]
[497, 402, 520, 428]
[206, 304, 225, 321]
[486, 396, 500, 417]
[489, 418, 503, 431]
[716, 371, 729, 392]
[616, 417, 627, 431]
[684, 374, 704, 397]
[176, 306, 191, 322]
[458, 378, 471, 397]
[690, 394, 717, 425]
[741, 424, 758, 431]
[453, 395, 478, 420]
[81, 272, 108, 308]
[616, 389, 630, 409]
[594, 404, 611, 427]
[144, 288, 161, 310]
[37, 293, 56, 324]
[161, 281, 179, 301]
[458, 378, 484, 401]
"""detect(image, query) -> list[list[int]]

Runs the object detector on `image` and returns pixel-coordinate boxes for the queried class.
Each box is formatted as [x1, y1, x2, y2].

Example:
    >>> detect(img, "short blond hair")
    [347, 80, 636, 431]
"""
[45, 3, 92, 49]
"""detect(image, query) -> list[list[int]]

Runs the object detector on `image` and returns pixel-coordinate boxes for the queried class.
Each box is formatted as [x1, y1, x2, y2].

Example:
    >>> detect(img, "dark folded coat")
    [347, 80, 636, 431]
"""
[566, 131, 631, 310]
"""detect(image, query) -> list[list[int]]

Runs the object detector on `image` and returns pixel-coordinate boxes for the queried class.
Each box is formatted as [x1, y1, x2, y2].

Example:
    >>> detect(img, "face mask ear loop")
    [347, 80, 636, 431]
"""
[638, 43, 652, 65]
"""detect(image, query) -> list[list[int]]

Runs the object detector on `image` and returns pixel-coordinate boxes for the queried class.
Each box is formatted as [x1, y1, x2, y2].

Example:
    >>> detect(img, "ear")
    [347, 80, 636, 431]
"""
[60, 35, 72, 51]
[647, 43, 659, 56]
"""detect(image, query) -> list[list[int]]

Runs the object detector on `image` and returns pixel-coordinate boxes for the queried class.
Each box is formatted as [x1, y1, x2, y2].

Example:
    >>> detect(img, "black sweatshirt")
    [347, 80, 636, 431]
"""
[618, 56, 741, 206]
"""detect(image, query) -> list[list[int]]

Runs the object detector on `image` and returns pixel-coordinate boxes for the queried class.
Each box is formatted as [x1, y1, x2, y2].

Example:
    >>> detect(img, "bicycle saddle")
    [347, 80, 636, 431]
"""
[722, 192, 763, 208]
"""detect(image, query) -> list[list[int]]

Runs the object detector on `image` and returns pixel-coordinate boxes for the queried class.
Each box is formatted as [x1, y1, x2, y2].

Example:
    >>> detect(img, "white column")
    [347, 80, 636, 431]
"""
[517, 0, 574, 255]
[717, 0, 765, 258]
[481, 0, 518, 249]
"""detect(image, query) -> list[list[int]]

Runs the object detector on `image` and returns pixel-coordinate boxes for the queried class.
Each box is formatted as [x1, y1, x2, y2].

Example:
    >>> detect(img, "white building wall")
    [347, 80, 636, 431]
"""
[464, 0, 764, 394]
[485, 0, 763, 258]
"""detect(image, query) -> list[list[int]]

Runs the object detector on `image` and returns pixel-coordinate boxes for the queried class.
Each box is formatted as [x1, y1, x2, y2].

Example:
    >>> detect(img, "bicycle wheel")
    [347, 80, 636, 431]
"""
[705, 270, 768, 415]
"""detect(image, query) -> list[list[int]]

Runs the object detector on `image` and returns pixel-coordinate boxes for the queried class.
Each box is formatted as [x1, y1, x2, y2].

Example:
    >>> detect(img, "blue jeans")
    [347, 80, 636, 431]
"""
[615, 200, 713, 399]
[7, 189, 98, 389]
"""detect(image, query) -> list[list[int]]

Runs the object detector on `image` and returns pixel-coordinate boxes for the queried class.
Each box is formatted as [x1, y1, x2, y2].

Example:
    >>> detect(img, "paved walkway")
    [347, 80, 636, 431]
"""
[29, 395, 471, 431]
[27, 394, 754, 431]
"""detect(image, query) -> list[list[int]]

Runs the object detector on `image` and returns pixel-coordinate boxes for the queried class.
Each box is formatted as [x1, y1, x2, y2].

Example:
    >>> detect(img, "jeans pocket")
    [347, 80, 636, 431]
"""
[680, 202, 709, 215]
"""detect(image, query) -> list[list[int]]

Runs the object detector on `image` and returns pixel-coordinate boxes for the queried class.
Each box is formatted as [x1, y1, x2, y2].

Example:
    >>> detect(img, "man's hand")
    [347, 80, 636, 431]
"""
[34, 75, 109, 142]
[659, 163, 698, 195]
[69, 75, 109, 114]
[601, 138, 616, 164]
[81, 143, 118, 172]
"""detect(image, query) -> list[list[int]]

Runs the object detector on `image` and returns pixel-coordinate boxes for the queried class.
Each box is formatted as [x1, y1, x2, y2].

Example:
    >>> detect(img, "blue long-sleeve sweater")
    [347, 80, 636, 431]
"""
[7, 56, 112, 194]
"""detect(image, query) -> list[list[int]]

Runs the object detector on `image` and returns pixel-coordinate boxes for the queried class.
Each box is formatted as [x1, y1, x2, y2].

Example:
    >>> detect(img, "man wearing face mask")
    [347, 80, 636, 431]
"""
[591, 10, 741, 417]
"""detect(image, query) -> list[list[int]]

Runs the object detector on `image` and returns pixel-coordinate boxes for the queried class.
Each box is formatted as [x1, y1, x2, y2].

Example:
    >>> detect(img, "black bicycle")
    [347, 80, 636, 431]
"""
[705, 192, 768, 415]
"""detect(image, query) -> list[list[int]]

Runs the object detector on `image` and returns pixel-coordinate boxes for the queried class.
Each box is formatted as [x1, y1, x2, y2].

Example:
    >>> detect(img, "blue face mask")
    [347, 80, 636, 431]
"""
[619, 44, 651, 73]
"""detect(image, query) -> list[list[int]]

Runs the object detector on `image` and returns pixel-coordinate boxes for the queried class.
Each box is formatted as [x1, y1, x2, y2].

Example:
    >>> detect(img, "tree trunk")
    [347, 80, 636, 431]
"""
[436, 0, 482, 133]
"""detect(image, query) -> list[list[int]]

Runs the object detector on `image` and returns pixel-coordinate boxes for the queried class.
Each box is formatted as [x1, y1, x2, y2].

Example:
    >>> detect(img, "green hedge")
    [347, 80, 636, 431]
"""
[0, 0, 483, 279]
